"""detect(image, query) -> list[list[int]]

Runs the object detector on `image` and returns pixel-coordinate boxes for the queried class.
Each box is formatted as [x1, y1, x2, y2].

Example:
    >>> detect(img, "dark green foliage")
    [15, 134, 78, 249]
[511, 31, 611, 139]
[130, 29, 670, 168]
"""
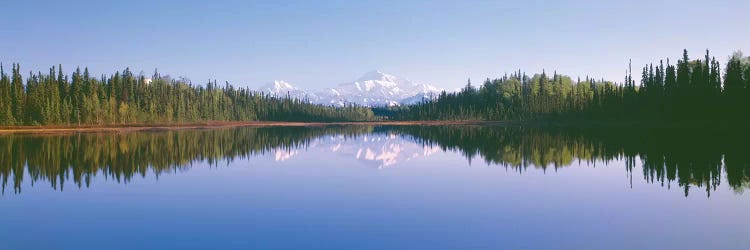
[389, 49, 750, 124]
[0, 64, 375, 125]
[0, 64, 15, 124]
[389, 70, 617, 121]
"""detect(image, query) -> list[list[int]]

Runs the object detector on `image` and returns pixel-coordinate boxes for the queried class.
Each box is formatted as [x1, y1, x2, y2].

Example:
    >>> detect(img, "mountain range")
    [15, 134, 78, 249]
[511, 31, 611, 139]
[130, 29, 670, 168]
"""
[258, 70, 443, 107]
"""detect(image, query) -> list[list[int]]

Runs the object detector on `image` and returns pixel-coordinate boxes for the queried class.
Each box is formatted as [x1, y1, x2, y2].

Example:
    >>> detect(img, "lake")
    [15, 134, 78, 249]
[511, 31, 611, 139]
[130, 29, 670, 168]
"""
[1, 125, 748, 249]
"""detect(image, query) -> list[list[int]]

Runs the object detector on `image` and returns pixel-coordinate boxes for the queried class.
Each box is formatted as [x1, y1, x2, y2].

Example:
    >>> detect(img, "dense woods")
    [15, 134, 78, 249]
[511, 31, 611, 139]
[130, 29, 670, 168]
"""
[387, 49, 750, 124]
[2, 49, 748, 126]
[0, 65, 374, 126]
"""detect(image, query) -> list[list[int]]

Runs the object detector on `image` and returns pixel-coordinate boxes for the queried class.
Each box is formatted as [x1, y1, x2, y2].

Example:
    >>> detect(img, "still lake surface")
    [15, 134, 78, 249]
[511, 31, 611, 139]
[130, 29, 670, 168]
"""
[1, 125, 748, 249]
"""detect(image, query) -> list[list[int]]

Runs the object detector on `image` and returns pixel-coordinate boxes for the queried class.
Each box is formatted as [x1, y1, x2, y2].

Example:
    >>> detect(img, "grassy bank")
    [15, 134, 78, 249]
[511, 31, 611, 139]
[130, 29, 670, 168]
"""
[0, 120, 514, 134]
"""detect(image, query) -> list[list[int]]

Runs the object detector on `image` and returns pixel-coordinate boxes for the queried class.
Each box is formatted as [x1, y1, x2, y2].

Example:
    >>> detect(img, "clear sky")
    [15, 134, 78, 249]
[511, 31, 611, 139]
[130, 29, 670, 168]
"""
[1, 0, 748, 90]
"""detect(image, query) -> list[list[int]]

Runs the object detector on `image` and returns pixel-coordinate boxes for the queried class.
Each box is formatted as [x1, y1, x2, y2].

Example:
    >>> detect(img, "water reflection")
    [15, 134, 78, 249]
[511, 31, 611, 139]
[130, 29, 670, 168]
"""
[1, 125, 748, 196]
[393, 126, 750, 197]
[273, 131, 441, 168]
[0, 126, 371, 194]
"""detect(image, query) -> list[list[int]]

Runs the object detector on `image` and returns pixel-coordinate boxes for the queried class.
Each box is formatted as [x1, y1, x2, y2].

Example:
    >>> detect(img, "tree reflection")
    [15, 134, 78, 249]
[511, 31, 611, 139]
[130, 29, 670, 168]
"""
[0, 126, 372, 194]
[1, 125, 748, 197]
[395, 126, 750, 197]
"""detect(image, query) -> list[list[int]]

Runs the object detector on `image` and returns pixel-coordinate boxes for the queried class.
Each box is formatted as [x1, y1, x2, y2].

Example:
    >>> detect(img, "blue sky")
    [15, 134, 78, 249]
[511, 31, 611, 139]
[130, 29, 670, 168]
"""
[1, 0, 748, 89]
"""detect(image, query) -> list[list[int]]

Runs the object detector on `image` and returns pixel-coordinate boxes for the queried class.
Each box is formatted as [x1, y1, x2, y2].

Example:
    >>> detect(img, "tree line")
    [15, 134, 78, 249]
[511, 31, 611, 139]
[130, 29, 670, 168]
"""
[3, 49, 748, 126]
[385, 49, 750, 124]
[0, 64, 375, 126]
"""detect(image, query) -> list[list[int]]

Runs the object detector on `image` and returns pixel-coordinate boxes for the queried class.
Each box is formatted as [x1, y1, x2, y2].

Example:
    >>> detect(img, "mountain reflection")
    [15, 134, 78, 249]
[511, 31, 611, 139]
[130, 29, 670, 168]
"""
[0, 126, 372, 194]
[1, 125, 748, 196]
[273, 132, 441, 168]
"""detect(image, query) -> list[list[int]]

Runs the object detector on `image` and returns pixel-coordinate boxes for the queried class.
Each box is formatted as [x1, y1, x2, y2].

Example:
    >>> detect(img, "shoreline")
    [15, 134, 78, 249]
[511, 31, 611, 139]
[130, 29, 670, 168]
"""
[0, 120, 510, 134]
[0, 120, 742, 134]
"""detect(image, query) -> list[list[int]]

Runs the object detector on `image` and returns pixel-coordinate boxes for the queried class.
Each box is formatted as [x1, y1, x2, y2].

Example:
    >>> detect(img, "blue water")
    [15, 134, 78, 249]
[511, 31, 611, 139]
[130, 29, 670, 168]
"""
[1, 127, 748, 249]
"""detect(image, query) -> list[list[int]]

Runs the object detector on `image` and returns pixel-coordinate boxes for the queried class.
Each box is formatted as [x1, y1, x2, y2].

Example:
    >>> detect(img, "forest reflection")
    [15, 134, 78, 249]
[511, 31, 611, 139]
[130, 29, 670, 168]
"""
[1, 125, 748, 196]
[394, 125, 750, 197]
[0, 126, 372, 194]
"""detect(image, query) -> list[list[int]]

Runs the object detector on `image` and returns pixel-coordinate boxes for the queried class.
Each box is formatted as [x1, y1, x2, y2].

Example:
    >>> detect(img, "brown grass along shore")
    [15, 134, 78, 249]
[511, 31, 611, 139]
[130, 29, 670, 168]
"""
[0, 120, 512, 135]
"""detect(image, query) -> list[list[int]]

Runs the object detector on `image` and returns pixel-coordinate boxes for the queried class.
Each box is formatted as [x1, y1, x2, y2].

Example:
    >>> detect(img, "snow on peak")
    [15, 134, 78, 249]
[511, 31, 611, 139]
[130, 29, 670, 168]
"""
[260, 71, 444, 107]
[258, 80, 314, 101]
[261, 80, 297, 93]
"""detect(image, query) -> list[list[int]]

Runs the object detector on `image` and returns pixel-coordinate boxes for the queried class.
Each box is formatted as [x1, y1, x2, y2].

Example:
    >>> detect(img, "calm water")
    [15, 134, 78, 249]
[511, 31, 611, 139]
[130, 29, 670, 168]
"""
[1, 126, 749, 249]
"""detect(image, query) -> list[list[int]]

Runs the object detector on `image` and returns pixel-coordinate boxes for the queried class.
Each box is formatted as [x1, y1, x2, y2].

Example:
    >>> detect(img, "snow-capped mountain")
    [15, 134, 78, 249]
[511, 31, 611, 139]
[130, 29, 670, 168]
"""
[259, 80, 311, 100]
[261, 80, 296, 93]
[258, 71, 442, 107]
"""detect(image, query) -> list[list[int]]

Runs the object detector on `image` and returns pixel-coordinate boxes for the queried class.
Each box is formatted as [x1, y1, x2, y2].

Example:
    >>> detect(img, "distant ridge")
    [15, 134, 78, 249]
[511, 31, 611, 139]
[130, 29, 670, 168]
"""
[259, 71, 443, 107]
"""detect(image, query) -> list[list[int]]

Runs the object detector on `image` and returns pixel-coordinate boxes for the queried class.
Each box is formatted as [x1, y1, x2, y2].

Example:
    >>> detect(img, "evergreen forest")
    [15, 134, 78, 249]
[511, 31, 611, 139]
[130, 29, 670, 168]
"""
[2, 49, 749, 126]
[0, 65, 374, 126]
[385, 49, 750, 124]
